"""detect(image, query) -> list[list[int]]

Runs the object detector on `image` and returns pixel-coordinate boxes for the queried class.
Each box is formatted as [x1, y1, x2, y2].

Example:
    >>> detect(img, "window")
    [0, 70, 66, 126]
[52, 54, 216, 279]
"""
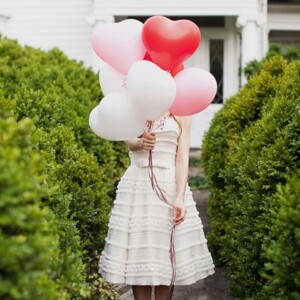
[269, 30, 300, 49]
[268, 0, 299, 3]
[210, 39, 224, 104]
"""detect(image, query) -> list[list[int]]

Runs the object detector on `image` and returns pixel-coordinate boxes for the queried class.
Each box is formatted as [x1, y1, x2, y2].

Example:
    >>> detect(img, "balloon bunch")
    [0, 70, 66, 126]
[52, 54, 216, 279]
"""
[89, 16, 217, 141]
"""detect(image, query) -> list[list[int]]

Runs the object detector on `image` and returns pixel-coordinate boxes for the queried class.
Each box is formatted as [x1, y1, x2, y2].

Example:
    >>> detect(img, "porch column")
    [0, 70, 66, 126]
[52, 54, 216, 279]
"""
[236, 15, 265, 85]
[87, 14, 115, 72]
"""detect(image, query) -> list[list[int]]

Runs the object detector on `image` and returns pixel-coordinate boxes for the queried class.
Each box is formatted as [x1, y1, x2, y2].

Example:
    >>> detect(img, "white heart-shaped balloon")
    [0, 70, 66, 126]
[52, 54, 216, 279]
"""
[92, 19, 146, 75]
[89, 92, 146, 141]
[127, 61, 177, 121]
[99, 63, 127, 96]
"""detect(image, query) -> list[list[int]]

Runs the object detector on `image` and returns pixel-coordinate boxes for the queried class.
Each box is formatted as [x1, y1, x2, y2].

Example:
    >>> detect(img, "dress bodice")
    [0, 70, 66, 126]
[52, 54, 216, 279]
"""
[129, 115, 180, 168]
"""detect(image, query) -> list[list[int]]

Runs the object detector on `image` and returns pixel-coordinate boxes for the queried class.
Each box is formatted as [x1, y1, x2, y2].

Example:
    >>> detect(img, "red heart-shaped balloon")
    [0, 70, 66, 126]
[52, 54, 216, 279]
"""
[142, 16, 201, 71]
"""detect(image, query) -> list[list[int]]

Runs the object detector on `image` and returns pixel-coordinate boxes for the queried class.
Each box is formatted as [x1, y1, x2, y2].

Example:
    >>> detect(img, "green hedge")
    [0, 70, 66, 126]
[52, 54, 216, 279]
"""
[202, 57, 300, 299]
[202, 56, 288, 263]
[262, 171, 300, 300]
[0, 117, 89, 299]
[0, 37, 128, 185]
[0, 38, 127, 299]
[244, 43, 300, 79]
[0, 37, 129, 259]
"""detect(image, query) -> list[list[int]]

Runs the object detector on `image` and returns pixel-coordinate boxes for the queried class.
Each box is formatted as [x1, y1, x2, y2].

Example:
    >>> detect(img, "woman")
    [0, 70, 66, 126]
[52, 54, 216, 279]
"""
[99, 112, 215, 300]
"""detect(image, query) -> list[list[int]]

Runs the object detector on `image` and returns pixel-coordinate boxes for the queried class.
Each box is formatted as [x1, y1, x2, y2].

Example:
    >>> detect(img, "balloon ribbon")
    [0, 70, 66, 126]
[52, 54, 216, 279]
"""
[147, 120, 178, 290]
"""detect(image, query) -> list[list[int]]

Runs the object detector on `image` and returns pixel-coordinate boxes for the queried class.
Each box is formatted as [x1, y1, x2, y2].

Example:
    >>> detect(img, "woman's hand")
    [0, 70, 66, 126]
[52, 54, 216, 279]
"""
[172, 200, 186, 226]
[125, 131, 156, 151]
[141, 131, 156, 151]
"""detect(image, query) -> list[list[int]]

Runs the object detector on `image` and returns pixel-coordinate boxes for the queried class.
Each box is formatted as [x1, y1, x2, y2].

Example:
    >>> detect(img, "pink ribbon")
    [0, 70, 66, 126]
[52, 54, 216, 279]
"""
[146, 121, 179, 288]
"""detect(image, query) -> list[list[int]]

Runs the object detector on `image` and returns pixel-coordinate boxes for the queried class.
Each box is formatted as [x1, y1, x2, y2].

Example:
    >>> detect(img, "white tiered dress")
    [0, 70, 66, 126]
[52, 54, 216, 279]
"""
[99, 115, 215, 286]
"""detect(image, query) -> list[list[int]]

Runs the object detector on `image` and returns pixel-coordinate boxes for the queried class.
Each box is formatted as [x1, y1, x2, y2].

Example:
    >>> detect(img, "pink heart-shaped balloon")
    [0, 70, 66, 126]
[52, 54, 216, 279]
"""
[92, 19, 146, 74]
[142, 16, 201, 71]
[169, 68, 217, 116]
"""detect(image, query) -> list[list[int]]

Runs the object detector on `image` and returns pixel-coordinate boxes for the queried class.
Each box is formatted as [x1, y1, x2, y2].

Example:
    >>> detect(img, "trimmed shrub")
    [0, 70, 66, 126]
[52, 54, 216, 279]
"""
[261, 171, 300, 300]
[202, 57, 300, 298]
[0, 37, 128, 185]
[0, 37, 129, 261]
[0, 117, 89, 299]
[244, 43, 300, 79]
[33, 125, 112, 255]
[202, 56, 288, 263]
[0, 37, 128, 298]
[222, 62, 299, 297]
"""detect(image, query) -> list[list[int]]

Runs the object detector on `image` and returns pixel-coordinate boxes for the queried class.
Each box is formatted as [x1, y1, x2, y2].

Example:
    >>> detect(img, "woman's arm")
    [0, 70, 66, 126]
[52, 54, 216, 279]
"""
[125, 131, 156, 151]
[173, 116, 191, 225]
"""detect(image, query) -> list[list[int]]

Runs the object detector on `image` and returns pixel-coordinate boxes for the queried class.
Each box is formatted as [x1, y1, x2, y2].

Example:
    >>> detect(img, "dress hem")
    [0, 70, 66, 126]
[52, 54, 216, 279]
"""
[98, 267, 215, 286]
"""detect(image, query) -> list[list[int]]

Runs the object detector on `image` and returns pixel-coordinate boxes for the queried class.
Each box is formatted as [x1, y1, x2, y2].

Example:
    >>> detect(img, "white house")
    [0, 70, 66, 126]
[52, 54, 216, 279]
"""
[0, 0, 299, 147]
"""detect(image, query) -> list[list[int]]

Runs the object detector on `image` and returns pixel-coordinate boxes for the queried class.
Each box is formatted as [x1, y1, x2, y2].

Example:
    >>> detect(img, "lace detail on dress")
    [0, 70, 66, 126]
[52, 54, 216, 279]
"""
[145, 112, 171, 131]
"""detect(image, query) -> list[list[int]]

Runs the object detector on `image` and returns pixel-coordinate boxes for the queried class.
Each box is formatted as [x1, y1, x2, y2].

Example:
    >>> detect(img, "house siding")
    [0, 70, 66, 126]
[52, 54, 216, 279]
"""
[0, 0, 94, 66]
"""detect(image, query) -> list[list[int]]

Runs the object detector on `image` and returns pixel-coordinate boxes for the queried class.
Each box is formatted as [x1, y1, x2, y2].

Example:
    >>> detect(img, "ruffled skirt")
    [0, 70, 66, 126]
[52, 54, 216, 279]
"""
[99, 164, 215, 285]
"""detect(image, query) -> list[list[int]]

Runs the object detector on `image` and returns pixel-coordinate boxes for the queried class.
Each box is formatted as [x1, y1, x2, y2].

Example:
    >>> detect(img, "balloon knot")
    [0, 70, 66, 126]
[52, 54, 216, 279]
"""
[121, 78, 127, 88]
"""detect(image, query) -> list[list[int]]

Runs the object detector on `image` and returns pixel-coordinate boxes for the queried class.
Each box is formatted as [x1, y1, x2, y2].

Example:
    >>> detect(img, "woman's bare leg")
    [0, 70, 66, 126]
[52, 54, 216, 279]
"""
[154, 285, 174, 300]
[132, 285, 152, 300]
